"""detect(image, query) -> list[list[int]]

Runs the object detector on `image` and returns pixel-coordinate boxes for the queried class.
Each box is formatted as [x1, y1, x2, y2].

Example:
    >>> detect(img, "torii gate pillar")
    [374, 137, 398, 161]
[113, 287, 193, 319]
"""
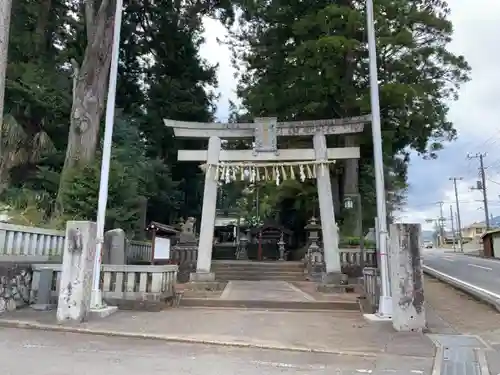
[190, 136, 221, 282]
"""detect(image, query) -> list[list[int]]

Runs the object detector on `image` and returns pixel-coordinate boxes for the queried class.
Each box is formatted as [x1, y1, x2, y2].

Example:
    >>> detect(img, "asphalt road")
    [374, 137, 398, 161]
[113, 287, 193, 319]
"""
[422, 248, 500, 296]
[0, 328, 432, 375]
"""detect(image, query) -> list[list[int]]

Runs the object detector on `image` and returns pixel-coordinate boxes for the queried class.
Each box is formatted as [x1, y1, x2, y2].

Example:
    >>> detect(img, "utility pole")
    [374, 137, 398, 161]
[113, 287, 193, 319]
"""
[437, 201, 445, 246]
[0, 0, 12, 179]
[467, 153, 490, 230]
[449, 177, 464, 252]
[450, 205, 456, 251]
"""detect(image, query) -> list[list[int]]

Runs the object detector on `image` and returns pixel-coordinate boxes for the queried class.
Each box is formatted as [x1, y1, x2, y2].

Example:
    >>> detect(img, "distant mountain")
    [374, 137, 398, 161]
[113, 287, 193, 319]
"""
[467, 215, 500, 228]
[490, 216, 500, 228]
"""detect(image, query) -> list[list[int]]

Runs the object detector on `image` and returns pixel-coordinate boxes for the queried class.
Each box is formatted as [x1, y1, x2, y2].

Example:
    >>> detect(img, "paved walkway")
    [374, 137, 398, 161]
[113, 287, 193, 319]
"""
[220, 281, 315, 301]
[2, 275, 500, 374]
[0, 308, 435, 358]
[1, 328, 434, 375]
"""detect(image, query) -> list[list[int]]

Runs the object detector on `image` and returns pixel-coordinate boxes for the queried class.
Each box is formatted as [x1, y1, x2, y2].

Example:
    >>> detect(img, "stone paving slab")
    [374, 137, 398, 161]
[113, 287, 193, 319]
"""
[0, 308, 435, 358]
[1, 328, 436, 375]
[220, 281, 314, 301]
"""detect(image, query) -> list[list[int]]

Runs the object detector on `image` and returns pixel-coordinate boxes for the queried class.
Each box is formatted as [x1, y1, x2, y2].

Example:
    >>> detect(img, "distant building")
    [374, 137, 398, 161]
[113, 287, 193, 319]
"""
[461, 222, 487, 240]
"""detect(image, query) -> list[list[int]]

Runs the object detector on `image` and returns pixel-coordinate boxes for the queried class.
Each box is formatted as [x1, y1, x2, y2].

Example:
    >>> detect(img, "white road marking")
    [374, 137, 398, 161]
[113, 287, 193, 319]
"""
[468, 264, 492, 271]
[356, 370, 373, 373]
[443, 257, 455, 262]
[22, 344, 47, 348]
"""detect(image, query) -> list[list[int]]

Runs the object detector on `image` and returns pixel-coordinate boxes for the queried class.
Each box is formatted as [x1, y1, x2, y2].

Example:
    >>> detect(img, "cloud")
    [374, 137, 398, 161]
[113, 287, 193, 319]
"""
[199, 0, 500, 230]
[199, 17, 237, 121]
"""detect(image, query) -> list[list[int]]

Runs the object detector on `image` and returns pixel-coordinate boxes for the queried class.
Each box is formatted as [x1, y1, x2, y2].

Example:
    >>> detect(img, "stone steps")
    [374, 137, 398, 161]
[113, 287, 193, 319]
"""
[179, 298, 359, 311]
[211, 261, 306, 281]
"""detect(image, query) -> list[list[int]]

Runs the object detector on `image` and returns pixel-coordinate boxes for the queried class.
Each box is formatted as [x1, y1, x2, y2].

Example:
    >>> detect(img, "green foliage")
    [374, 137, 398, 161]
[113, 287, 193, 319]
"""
[60, 160, 141, 234]
[3, 0, 227, 229]
[339, 236, 376, 249]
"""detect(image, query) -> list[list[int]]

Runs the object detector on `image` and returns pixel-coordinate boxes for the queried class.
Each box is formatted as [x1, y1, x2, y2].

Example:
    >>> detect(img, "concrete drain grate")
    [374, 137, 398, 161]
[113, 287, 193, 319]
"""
[441, 347, 481, 375]
[427, 335, 490, 375]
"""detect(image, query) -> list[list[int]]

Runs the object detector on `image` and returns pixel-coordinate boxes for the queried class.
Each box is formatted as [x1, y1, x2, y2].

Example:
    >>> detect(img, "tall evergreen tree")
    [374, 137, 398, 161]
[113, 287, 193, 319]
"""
[228, 0, 470, 229]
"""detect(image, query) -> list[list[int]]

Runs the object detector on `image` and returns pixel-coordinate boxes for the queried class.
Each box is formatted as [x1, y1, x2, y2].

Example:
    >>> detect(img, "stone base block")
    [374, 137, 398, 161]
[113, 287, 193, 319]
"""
[31, 303, 55, 311]
[322, 272, 348, 285]
[89, 305, 118, 319]
[184, 281, 227, 291]
[316, 283, 355, 293]
[189, 272, 215, 282]
[363, 313, 392, 322]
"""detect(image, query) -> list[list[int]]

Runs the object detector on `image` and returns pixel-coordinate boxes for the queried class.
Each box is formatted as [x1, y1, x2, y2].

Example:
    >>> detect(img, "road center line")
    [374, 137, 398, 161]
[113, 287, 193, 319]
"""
[468, 264, 492, 271]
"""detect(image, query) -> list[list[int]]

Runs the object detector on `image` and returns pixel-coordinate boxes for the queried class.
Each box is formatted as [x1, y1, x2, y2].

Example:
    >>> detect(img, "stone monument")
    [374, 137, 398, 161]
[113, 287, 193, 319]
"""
[164, 115, 370, 283]
[389, 223, 426, 332]
[57, 221, 97, 323]
[102, 228, 126, 265]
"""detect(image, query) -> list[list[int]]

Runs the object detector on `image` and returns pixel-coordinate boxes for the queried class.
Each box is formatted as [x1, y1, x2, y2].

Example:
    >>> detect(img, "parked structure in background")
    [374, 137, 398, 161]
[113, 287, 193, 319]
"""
[461, 222, 487, 240]
[480, 228, 500, 258]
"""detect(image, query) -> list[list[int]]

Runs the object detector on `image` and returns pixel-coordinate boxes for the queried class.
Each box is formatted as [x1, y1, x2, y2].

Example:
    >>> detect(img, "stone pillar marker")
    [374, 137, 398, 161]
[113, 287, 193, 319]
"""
[191, 136, 221, 281]
[313, 132, 342, 282]
[389, 223, 426, 332]
[103, 228, 126, 265]
[57, 221, 97, 323]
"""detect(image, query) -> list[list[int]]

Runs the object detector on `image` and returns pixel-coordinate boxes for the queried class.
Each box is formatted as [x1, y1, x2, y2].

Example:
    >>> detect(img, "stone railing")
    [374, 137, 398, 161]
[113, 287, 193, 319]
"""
[125, 243, 376, 265]
[359, 267, 380, 313]
[340, 248, 377, 267]
[0, 223, 65, 262]
[30, 264, 178, 304]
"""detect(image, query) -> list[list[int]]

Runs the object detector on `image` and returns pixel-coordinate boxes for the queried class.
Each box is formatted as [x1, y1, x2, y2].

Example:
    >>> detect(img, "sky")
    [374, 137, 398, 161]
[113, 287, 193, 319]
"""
[198, 0, 500, 231]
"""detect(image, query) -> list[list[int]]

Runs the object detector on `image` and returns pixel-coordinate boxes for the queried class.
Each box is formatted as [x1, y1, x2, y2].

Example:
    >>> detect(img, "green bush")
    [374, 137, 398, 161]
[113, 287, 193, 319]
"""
[339, 236, 376, 249]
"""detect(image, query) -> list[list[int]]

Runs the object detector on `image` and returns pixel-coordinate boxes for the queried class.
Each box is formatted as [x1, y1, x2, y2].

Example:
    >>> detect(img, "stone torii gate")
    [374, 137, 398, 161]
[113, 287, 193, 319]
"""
[164, 116, 369, 282]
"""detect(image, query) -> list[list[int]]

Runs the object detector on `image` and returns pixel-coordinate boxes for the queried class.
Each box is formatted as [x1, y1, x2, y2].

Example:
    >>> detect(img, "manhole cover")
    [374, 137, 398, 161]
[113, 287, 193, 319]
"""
[428, 334, 487, 349]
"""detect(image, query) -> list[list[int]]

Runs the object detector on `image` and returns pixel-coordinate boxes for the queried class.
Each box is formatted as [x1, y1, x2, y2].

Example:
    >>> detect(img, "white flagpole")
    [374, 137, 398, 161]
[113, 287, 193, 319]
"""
[90, 0, 124, 309]
[366, 0, 392, 318]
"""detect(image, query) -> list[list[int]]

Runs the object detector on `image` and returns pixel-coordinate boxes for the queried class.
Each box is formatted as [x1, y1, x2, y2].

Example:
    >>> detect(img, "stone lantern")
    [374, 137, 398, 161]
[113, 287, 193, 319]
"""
[277, 232, 286, 261]
[304, 217, 325, 281]
[237, 230, 249, 260]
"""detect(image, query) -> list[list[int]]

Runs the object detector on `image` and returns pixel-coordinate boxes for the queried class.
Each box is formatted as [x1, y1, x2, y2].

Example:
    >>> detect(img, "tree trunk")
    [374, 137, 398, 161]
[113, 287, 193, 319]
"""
[35, 0, 52, 54]
[0, 0, 12, 194]
[56, 0, 116, 211]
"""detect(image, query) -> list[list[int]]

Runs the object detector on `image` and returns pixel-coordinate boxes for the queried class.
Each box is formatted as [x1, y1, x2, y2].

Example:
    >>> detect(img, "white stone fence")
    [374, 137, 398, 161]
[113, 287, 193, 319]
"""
[128, 243, 376, 266]
[0, 223, 65, 262]
[0, 223, 151, 263]
[31, 264, 178, 303]
[340, 248, 376, 266]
